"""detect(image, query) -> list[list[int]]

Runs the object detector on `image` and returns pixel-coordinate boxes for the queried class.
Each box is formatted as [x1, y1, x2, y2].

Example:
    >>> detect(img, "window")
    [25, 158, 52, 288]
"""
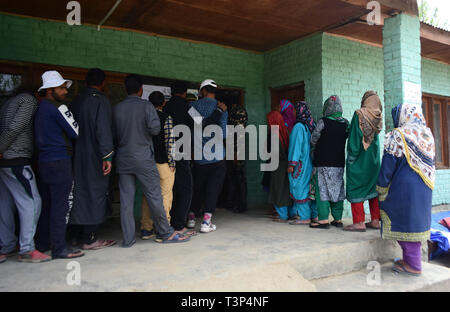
[422, 94, 450, 168]
[0, 74, 22, 105]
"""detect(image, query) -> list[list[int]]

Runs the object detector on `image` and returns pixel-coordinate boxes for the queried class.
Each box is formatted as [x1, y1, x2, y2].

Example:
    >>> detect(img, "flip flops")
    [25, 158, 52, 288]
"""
[52, 248, 85, 259]
[365, 222, 381, 230]
[161, 233, 191, 244]
[392, 262, 421, 277]
[289, 220, 310, 225]
[331, 221, 344, 228]
[309, 222, 330, 229]
[343, 225, 366, 232]
[177, 229, 197, 237]
[82, 240, 117, 250]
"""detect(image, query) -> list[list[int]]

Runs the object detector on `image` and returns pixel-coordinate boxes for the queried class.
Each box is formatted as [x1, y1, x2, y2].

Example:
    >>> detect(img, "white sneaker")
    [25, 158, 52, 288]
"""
[200, 222, 216, 233]
[187, 219, 196, 229]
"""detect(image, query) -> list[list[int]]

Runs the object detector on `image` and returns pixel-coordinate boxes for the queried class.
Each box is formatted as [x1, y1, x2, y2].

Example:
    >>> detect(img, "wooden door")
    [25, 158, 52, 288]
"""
[271, 83, 305, 112]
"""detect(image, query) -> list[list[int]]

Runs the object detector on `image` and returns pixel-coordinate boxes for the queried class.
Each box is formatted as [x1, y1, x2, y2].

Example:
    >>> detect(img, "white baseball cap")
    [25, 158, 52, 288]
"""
[38, 71, 72, 92]
[199, 79, 217, 91]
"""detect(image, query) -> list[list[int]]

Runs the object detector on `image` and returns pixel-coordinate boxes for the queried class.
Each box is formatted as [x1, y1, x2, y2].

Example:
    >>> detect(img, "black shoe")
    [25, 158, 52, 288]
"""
[331, 221, 343, 228]
[309, 222, 330, 229]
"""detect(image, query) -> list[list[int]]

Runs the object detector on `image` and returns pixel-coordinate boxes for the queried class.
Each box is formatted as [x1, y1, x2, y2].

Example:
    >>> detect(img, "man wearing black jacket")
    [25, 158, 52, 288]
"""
[163, 82, 226, 233]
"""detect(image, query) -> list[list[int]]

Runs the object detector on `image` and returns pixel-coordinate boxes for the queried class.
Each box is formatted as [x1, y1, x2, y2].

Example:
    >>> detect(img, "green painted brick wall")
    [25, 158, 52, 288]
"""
[264, 34, 323, 118]
[0, 13, 267, 206]
[1, 13, 449, 211]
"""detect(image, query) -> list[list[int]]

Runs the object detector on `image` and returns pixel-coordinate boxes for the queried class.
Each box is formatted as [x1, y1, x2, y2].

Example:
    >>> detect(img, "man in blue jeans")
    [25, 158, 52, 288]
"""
[34, 71, 84, 259]
[0, 89, 51, 263]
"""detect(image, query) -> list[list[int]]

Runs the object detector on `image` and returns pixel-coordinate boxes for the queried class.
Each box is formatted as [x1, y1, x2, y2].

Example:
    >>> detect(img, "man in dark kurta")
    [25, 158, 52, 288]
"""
[70, 69, 116, 250]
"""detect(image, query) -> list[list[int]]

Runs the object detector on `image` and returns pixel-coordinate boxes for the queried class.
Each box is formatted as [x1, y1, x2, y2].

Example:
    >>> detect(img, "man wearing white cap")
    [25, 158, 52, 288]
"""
[189, 79, 228, 233]
[34, 71, 84, 259]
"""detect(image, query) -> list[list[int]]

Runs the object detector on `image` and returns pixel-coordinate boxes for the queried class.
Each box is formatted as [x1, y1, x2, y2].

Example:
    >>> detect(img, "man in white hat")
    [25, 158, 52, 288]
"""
[189, 79, 228, 233]
[34, 71, 84, 259]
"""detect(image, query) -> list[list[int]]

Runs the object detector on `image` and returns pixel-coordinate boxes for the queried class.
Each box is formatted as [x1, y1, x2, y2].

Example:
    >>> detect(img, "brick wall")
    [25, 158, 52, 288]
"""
[264, 34, 323, 117]
[0, 13, 267, 205]
[1, 13, 449, 210]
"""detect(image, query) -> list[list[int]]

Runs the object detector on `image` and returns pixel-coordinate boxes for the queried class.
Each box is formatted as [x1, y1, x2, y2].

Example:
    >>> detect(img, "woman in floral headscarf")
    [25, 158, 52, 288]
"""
[280, 99, 296, 134]
[378, 103, 435, 276]
[288, 102, 317, 225]
[309, 95, 349, 229]
[344, 91, 383, 232]
[266, 111, 292, 222]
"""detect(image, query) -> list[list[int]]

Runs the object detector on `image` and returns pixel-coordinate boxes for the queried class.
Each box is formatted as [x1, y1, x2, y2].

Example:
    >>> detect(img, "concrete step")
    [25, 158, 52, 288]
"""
[311, 261, 450, 292]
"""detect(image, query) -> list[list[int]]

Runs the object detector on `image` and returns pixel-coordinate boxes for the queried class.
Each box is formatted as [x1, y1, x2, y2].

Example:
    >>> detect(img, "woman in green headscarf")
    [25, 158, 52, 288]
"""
[309, 95, 349, 229]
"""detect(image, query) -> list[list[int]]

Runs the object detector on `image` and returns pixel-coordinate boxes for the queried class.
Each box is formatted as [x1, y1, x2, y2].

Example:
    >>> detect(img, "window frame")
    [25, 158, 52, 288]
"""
[422, 93, 449, 169]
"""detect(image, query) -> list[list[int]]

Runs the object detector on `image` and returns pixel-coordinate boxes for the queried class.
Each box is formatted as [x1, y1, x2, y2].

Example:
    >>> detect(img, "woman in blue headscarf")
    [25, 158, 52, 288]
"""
[288, 102, 317, 225]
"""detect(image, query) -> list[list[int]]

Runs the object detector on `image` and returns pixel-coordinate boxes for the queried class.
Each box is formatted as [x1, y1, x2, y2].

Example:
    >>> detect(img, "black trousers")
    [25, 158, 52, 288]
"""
[35, 159, 73, 256]
[67, 224, 99, 245]
[225, 161, 248, 212]
[191, 161, 227, 216]
[170, 160, 193, 231]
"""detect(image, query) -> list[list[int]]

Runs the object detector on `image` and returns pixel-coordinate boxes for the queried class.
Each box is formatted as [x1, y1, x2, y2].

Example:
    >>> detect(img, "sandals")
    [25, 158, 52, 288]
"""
[343, 225, 366, 232]
[289, 220, 310, 225]
[52, 248, 85, 259]
[82, 240, 117, 250]
[331, 221, 343, 228]
[365, 222, 381, 230]
[161, 233, 191, 244]
[392, 262, 421, 277]
[176, 228, 197, 237]
[272, 218, 289, 223]
[309, 222, 330, 229]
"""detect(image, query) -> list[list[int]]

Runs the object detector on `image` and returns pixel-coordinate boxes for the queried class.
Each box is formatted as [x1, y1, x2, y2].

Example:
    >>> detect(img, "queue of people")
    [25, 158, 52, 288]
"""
[266, 93, 435, 276]
[0, 69, 239, 263]
[0, 69, 436, 276]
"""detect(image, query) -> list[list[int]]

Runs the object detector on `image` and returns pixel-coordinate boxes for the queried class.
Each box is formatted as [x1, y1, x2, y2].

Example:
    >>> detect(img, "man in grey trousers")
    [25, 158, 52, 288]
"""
[0, 90, 51, 263]
[113, 75, 189, 247]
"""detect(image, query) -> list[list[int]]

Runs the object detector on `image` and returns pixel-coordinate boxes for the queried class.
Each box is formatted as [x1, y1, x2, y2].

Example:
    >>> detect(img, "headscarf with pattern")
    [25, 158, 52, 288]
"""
[280, 99, 296, 133]
[384, 103, 435, 189]
[356, 91, 383, 150]
[294, 101, 315, 133]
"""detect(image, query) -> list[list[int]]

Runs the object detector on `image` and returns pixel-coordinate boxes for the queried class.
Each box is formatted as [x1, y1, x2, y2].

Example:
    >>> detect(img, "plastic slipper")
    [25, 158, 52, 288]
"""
[392, 263, 421, 277]
[331, 221, 343, 228]
[289, 220, 310, 225]
[162, 233, 190, 244]
[82, 239, 117, 250]
[177, 229, 197, 237]
[272, 218, 288, 223]
[343, 225, 366, 232]
[309, 222, 330, 229]
[365, 222, 381, 230]
[52, 248, 85, 259]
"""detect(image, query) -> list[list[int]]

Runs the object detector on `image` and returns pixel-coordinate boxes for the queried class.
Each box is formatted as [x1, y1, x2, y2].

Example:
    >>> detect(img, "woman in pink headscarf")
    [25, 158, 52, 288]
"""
[280, 99, 296, 134]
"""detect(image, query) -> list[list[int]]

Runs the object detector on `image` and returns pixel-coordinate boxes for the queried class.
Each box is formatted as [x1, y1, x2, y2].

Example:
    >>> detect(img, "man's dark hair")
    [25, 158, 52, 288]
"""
[202, 85, 216, 95]
[171, 81, 187, 96]
[124, 74, 143, 95]
[149, 91, 165, 107]
[86, 68, 106, 87]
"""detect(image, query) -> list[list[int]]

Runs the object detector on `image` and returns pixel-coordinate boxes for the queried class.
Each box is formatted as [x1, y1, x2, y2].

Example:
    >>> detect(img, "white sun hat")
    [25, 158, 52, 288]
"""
[38, 71, 72, 92]
[199, 79, 217, 90]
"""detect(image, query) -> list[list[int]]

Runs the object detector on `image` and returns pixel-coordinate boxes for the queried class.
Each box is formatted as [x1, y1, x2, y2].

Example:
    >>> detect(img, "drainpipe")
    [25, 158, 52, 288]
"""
[97, 0, 122, 31]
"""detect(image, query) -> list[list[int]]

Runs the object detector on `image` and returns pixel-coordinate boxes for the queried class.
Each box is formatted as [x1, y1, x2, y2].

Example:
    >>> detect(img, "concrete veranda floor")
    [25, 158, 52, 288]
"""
[0, 206, 449, 292]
